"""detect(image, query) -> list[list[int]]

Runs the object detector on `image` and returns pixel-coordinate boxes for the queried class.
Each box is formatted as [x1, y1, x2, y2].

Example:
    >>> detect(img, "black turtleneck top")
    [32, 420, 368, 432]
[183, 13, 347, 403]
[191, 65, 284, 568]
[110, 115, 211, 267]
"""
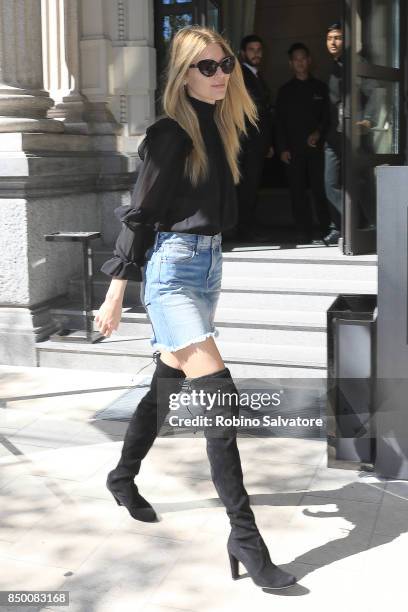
[101, 94, 237, 281]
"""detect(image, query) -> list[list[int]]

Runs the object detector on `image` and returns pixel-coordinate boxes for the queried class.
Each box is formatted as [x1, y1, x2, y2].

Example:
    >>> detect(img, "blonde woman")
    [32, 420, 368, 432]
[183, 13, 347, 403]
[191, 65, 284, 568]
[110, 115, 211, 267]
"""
[95, 25, 297, 590]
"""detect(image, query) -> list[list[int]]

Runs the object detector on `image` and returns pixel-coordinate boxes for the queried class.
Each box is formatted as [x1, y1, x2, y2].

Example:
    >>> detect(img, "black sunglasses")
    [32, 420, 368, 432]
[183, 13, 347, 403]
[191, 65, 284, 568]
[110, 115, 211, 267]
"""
[189, 55, 236, 77]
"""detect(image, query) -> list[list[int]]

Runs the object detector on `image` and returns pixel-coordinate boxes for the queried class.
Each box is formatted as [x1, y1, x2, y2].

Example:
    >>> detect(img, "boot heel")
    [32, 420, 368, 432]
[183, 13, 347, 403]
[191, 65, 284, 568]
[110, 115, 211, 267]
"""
[228, 551, 239, 580]
[111, 492, 123, 506]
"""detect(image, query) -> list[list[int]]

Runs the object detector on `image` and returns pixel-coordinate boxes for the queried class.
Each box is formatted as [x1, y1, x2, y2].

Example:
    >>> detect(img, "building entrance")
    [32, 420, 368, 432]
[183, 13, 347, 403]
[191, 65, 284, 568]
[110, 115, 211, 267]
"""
[255, 0, 405, 255]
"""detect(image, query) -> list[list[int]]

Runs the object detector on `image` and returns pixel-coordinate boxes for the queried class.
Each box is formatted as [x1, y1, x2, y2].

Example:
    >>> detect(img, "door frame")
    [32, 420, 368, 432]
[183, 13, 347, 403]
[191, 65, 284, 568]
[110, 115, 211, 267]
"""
[343, 0, 406, 255]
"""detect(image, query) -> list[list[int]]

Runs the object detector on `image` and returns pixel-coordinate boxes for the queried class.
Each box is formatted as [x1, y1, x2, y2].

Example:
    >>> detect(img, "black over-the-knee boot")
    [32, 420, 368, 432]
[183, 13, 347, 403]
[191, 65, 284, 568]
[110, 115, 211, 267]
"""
[187, 367, 297, 589]
[107, 352, 185, 521]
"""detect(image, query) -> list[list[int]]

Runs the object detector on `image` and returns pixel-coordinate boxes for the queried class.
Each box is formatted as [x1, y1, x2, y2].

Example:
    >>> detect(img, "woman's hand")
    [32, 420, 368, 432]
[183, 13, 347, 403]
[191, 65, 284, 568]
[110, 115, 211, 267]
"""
[307, 130, 320, 147]
[280, 151, 291, 164]
[265, 145, 274, 158]
[94, 278, 128, 337]
[94, 296, 123, 337]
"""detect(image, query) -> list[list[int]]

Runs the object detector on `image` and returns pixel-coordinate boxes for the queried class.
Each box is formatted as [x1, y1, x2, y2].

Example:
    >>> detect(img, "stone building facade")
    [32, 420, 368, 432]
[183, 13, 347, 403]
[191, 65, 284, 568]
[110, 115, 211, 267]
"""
[0, 0, 157, 365]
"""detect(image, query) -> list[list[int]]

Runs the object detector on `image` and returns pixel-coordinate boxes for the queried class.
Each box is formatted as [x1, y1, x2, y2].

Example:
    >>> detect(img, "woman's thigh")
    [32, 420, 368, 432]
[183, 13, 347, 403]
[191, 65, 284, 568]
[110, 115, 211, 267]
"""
[160, 336, 225, 377]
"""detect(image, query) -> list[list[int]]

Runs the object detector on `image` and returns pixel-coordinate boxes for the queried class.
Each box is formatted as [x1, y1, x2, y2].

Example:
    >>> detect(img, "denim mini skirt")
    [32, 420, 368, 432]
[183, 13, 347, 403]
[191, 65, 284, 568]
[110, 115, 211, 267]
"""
[140, 231, 223, 352]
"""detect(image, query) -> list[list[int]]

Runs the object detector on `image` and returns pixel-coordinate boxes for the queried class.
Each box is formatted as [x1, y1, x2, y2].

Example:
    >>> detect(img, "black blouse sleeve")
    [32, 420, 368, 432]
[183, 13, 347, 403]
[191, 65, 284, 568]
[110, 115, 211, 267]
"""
[100, 118, 192, 281]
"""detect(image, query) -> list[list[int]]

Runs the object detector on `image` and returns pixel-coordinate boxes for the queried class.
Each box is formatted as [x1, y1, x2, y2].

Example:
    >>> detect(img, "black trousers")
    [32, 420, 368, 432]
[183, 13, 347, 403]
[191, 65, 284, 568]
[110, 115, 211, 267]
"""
[324, 142, 342, 230]
[236, 138, 268, 232]
[286, 147, 331, 237]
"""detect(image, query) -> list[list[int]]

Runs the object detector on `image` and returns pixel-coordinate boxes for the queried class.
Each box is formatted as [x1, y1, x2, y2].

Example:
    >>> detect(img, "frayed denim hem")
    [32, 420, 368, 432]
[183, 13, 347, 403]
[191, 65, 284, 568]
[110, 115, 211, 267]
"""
[150, 328, 219, 353]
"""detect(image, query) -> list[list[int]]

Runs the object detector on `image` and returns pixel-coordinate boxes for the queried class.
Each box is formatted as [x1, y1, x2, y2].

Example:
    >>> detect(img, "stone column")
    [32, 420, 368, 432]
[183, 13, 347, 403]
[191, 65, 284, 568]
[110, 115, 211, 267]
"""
[0, 0, 152, 367]
[0, 0, 100, 366]
[0, 0, 63, 133]
[41, 0, 157, 145]
[41, 0, 88, 133]
[78, 0, 122, 136]
[109, 0, 157, 151]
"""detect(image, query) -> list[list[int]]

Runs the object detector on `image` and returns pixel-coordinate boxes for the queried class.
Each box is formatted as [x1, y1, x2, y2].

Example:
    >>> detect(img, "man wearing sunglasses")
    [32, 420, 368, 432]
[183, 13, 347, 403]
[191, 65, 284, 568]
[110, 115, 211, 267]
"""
[233, 34, 274, 243]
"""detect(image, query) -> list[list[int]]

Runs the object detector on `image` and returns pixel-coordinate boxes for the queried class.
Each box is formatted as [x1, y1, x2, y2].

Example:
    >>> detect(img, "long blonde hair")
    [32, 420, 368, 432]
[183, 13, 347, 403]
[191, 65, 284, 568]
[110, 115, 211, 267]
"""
[162, 26, 258, 186]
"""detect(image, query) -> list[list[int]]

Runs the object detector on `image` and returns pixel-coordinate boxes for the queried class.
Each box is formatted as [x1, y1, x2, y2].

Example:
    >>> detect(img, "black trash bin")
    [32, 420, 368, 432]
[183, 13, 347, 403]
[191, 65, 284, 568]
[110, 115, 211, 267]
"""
[326, 294, 377, 471]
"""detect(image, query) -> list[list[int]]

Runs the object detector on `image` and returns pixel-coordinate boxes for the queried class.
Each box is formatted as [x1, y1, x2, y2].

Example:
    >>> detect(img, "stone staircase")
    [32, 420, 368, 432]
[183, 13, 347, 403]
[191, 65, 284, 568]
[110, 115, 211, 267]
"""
[36, 239, 378, 378]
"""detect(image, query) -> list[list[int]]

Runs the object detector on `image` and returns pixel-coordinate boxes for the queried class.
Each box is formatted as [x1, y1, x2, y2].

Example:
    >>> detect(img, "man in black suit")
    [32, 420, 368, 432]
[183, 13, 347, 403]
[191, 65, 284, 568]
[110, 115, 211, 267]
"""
[276, 42, 331, 244]
[234, 34, 274, 242]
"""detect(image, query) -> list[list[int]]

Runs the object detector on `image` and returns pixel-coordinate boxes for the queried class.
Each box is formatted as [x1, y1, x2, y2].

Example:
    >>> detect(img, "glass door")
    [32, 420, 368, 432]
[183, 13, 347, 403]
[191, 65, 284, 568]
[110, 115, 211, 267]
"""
[154, 0, 222, 103]
[343, 0, 405, 255]
[154, 0, 196, 96]
[204, 0, 221, 30]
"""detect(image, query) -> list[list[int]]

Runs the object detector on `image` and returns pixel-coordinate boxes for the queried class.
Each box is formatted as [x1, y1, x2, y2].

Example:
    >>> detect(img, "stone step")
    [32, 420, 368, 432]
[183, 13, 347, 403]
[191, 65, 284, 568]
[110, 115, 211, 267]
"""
[222, 260, 377, 281]
[222, 276, 377, 295]
[36, 348, 326, 379]
[50, 304, 327, 348]
[66, 282, 346, 311]
[51, 303, 327, 331]
[37, 335, 326, 374]
[220, 245, 377, 264]
[68, 271, 377, 305]
[218, 292, 338, 311]
[93, 243, 377, 271]
[48, 241, 377, 377]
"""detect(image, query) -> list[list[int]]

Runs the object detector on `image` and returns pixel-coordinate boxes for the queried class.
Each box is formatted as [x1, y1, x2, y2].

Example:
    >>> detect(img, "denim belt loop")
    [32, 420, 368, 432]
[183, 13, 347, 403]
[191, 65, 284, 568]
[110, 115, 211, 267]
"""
[212, 232, 222, 248]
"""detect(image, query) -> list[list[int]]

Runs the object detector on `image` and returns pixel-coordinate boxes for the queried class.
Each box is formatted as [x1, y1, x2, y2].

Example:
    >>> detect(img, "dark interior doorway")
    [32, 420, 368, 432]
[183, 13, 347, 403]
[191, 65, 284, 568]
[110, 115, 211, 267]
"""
[252, 0, 343, 238]
[255, 0, 343, 99]
[253, 0, 405, 254]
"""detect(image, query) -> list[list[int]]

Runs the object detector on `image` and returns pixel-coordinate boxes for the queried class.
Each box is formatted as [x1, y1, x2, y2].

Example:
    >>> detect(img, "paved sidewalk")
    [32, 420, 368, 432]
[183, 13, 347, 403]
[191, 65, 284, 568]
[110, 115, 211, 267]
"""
[0, 365, 407, 612]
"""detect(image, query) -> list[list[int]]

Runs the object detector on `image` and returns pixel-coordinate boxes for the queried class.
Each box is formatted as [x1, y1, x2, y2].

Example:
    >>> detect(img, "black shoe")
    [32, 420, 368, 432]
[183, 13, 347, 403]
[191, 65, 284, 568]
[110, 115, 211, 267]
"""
[323, 229, 340, 246]
[186, 368, 297, 590]
[311, 236, 327, 246]
[107, 352, 185, 522]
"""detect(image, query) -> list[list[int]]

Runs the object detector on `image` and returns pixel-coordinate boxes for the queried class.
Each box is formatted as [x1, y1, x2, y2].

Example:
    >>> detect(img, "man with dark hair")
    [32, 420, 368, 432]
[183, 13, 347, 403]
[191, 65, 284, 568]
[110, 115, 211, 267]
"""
[324, 22, 344, 245]
[324, 22, 379, 245]
[234, 34, 274, 242]
[276, 42, 331, 243]
[240, 34, 264, 53]
[287, 42, 310, 58]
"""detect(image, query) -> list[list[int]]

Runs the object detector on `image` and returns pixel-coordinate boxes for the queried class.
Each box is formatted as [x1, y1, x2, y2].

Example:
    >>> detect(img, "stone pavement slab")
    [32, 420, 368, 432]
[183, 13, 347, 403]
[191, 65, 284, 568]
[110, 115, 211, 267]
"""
[0, 365, 407, 612]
